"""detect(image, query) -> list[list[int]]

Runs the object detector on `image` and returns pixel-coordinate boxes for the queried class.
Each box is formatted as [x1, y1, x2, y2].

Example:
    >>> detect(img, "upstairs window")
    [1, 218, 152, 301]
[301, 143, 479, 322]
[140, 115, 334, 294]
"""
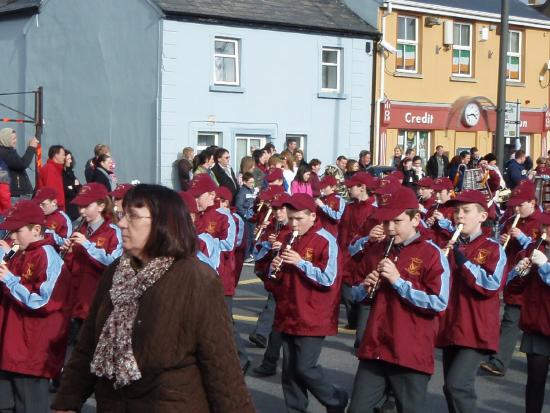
[507, 30, 522, 81]
[452, 23, 472, 76]
[214, 37, 240, 85]
[321, 47, 342, 92]
[396, 16, 418, 72]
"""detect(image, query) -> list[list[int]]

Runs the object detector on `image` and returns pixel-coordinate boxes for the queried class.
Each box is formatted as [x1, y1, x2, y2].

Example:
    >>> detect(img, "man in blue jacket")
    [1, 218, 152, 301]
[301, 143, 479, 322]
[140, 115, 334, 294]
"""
[504, 150, 527, 189]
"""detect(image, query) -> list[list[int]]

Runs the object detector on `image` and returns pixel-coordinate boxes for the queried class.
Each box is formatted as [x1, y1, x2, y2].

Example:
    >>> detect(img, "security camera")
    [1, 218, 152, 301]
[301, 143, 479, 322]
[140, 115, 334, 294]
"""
[378, 40, 397, 54]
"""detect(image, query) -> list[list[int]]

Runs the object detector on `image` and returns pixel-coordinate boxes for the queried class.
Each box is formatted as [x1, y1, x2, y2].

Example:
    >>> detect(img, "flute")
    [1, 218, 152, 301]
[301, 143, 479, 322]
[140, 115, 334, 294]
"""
[502, 214, 520, 249]
[60, 217, 86, 259]
[516, 233, 547, 278]
[1, 244, 20, 265]
[444, 223, 464, 257]
[254, 207, 273, 242]
[270, 230, 299, 278]
[256, 200, 265, 213]
[367, 235, 395, 300]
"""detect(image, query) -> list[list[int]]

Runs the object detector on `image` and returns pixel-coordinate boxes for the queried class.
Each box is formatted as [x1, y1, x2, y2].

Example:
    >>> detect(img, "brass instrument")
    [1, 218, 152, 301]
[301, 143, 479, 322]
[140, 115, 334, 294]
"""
[516, 233, 547, 278]
[60, 217, 86, 259]
[444, 224, 464, 257]
[367, 235, 395, 300]
[502, 214, 520, 249]
[270, 230, 299, 278]
[254, 207, 273, 242]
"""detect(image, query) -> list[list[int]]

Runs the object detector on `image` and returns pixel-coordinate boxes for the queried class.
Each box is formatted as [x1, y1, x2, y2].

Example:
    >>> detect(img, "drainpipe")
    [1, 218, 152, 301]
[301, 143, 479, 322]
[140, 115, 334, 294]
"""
[374, 1, 391, 164]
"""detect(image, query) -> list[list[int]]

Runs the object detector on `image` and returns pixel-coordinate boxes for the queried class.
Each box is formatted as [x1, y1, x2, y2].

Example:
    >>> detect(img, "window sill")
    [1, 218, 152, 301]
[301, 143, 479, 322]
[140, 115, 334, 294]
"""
[393, 72, 424, 79]
[506, 81, 525, 88]
[450, 76, 478, 83]
[317, 92, 348, 100]
[209, 85, 245, 93]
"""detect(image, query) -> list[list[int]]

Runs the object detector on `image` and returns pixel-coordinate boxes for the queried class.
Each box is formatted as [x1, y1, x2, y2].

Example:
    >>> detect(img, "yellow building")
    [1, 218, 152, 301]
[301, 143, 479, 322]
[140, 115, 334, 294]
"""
[368, 0, 550, 165]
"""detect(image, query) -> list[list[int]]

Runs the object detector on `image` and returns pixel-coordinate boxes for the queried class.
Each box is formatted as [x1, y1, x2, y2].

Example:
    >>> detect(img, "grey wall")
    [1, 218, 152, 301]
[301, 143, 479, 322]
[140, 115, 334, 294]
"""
[9, 0, 161, 184]
[344, 0, 382, 28]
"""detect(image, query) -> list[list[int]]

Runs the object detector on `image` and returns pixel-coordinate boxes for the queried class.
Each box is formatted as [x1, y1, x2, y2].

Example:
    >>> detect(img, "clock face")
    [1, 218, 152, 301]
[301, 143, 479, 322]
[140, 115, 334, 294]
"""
[463, 103, 481, 127]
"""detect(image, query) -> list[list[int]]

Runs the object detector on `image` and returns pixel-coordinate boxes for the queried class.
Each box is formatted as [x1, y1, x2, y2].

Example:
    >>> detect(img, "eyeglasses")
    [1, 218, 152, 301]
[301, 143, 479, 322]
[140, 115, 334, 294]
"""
[118, 212, 152, 223]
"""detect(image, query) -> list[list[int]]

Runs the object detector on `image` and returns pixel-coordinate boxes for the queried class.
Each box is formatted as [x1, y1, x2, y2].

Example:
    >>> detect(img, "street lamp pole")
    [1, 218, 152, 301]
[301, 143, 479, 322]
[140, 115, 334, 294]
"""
[495, 0, 509, 172]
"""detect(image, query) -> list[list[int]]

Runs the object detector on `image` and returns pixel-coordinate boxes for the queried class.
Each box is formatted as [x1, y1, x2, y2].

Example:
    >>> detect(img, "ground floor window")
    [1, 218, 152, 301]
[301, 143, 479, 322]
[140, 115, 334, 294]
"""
[285, 134, 307, 159]
[496, 134, 531, 159]
[197, 132, 222, 153]
[397, 130, 430, 165]
[235, 134, 268, 170]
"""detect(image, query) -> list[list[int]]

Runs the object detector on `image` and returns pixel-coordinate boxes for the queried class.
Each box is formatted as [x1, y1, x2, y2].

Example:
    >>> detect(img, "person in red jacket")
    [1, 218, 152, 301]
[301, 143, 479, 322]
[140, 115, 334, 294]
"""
[348, 186, 449, 413]
[416, 177, 435, 218]
[37, 145, 66, 210]
[0, 200, 71, 413]
[425, 177, 456, 247]
[63, 183, 122, 322]
[108, 183, 135, 220]
[315, 175, 346, 237]
[437, 190, 506, 413]
[507, 213, 550, 413]
[33, 187, 73, 248]
[269, 193, 348, 413]
[481, 179, 541, 377]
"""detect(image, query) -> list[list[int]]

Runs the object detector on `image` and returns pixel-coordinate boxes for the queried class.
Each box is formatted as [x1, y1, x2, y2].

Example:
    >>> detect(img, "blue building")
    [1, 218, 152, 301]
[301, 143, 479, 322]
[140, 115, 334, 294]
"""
[0, 0, 377, 186]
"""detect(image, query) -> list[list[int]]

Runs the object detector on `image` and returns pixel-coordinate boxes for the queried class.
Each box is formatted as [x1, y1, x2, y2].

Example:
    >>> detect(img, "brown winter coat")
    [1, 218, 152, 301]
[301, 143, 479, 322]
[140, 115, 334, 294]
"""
[51, 256, 255, 413]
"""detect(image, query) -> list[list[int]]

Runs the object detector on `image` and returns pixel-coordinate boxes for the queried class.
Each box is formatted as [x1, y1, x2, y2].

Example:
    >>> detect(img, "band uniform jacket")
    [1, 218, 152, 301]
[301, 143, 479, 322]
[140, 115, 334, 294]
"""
[0, 238, 71, 378]
[253, 221, 291, 281]
[44, 209, 73, 247]
[355, 234, 449, 375]
[316, 193, 346, 237]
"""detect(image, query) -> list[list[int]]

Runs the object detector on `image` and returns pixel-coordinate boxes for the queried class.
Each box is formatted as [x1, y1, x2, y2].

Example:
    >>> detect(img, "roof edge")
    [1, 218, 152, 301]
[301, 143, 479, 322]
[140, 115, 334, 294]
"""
[163, 10, 380, 39]
[0, 5, 39, 19]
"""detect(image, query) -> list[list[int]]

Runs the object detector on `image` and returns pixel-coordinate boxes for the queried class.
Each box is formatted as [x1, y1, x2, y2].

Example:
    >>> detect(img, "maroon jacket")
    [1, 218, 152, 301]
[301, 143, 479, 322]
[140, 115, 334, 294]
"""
[437, 233, 506, 352]
[316, 193, 346, 237]
[0, 238, 71, 378]
[44, 209, 72, 246]
[269, 222, 341, 336]
[253, 221, 291, 280]
[356, 234, 449, 374]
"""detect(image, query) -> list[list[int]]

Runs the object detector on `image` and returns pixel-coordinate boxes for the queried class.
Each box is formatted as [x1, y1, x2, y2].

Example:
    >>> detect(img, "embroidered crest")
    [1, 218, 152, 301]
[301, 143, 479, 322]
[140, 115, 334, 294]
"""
[532, 229, 540, 240]
[22, 263, 35, 280]
[379, 193, 392, 207]
[303, 248, 314, 262]
[49, 222, 58, 230]
[96, 237, 106, 248]
[206, 221, 217, 235]
[474, 248, 490, 265]
[406, 257, 423, 276]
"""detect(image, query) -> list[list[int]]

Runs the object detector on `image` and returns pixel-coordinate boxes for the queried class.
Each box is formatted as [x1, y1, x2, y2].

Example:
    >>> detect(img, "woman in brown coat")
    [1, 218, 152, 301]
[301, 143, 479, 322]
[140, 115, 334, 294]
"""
[51, 184, 254, 413]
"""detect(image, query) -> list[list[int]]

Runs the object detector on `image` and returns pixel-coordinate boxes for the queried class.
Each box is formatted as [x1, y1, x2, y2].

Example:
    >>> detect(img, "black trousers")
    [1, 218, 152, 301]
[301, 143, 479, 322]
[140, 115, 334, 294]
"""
[348, 359, 430, 413]
[281, 334, 344, 412]
[488, 304, 521, 373]
[0, 371, 50, 413]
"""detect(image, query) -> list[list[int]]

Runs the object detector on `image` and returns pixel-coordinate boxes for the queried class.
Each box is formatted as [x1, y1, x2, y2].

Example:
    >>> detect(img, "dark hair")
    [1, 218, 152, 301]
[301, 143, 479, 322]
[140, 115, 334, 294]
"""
[405, 148, 415, 156]
[309, 158, 321, 167]
[242, 172, 254, 182]
[404, 208, 421, 220]
[94, 153, 111, 168]
[412, 156, 422, 163]
[286, 137, 298, 145]
[94, 144, 110, 157]
[459, 151, 470, 159]
[336, 155, 347, 161]
[483, 153, 497, 163]
[48, 145, 64, 159]
[123, 184, 196, 260]
[64, 149, 75, 169]
[359, 150, 371, 158]
[214, 147, 229, 162]
[470, 147, 479, 154]
[264, 142, 276, 153]
[294, 164, 312, 183]
[515, 150, 526, 160]
[253, 149, 266, 164]
[193, 150, 214, 172]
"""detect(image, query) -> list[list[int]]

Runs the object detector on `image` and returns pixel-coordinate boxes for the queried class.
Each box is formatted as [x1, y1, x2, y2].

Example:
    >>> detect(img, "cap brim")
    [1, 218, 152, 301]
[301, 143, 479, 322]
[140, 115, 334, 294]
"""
[344, 180, 360, 188]
[506, 198, 524, 207]
[372, 207, 406, 221]
[0, 220, 26, 231]
[446, 198, 487, 210]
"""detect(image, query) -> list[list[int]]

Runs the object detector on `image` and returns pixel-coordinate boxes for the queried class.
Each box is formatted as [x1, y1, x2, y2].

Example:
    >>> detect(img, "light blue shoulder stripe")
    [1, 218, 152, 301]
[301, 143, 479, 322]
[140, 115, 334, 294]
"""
[253, 241, 272, 261]
[352, 284, 368, 302]
[463, 238, 505, 291]
[216, 207, 236, 252]
[198, 232, 221, 272]
[516, 232, 532, 250]
[348, 236, 369, 257]
[1, 245, 63, 309]
[296, 228, 338, 287]
[320, 196, 346, 221]
[438, 219, 454, 232]
[82, 224, 123, 266]
[233, 213, 245, 247]
[538, 262, 550, 286]
[60, 211, 73, 237]
[392, 240, 449, 312]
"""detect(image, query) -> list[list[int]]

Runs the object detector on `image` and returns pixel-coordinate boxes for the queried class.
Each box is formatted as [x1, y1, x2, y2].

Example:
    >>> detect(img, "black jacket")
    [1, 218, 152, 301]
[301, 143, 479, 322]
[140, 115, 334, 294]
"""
[63, 168, 82, 221]
[0, 145, 35, 197]
[90, 166, 114, 192]
[212, 163, 239, 199]
[426, 154, 449, 179]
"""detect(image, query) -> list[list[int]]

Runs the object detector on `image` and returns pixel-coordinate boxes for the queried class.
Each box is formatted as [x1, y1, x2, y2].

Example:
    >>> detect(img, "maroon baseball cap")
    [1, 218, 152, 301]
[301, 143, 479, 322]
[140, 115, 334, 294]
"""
[416, 177, 433, 188]
[215, 186, 233, 203]
[71, 183, 109, 206]
[345, 172, 377, 189]
[319, 175, 338, 188]
[108, 183, 135, 200]
[179, 191, 198, 214]
[271, 193, 292, 208]
[0, 200, 45, 230]
[374, 178, 401, 196]
[507, 179, 536, 207]
[258, 186, 285, 202]
[283, 193, 316, 212]
[188, 174, 218, 197]
[432, 177, 454, 191]
[390, 170, 405, 181]
[372, 187, 419, 221]
[266, 168, 284, 183]
[447, 190, 488, 211]
[33, 187, 58, 204]
[540, 212, 550, 226]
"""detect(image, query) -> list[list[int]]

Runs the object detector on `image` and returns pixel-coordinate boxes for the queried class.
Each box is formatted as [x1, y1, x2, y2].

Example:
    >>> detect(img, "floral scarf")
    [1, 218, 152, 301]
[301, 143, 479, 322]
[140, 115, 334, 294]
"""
[90, 254, 174, 389]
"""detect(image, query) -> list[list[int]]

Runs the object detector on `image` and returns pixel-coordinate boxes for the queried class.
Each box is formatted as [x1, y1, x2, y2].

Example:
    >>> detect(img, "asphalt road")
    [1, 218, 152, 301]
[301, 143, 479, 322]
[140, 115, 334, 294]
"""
[71, 263, 548, 412]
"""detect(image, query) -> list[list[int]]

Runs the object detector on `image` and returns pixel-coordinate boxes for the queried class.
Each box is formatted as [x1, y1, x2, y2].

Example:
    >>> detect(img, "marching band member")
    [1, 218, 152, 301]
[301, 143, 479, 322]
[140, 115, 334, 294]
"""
[437, 190, 506, 413]
[0, 201, 71, 412]
[269, 193, 348, 413]
[507, 213, 550, 413]
[315, 175, 346, 236]
[481, 179, 541, 377]
[416, 177, 435, 218]
[33, 187, 73, 247]
[108, 183, 135, 219]
[348, 186, 449, 413]
[425, 177, 455, 246]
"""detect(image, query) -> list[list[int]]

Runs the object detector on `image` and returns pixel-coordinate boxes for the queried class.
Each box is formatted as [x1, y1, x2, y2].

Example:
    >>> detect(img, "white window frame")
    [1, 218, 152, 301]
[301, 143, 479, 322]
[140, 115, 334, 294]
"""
[452, 23, 472, 77]
[397, 130, 431, 164]
[286, 134, 307, 159]
[321, 47, 342, 93]
[235, 134, 268, 171]
[213, 37, 240, 86]
[197, 132, 221, 153]
[396, 16, 418, 73]
[507, 30, 522, 82]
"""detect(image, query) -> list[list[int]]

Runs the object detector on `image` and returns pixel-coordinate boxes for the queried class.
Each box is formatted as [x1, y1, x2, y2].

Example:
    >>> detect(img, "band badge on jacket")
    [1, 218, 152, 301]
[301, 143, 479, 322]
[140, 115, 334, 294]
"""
[405, 257, 423, 277]
[303, 248, 314, 262]
[532, 229, 540, 240]
[22, 263, 35, 280]
[474, 248, 490, 265]
[96, 237, 106, 248]
[49, 222, 58, 230]
[206, 221, 217, 235]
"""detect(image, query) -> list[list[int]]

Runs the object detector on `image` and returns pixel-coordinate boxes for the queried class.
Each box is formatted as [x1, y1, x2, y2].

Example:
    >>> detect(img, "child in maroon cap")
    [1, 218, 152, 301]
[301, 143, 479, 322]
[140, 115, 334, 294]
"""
[33, 186, 73, 248]
[0, 201, 71, 412]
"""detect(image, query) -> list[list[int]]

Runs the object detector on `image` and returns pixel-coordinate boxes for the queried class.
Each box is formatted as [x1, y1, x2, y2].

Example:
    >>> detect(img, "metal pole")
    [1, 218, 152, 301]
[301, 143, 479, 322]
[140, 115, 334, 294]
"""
[34, 86, 43, 184]
[495, 0, 509, 172]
